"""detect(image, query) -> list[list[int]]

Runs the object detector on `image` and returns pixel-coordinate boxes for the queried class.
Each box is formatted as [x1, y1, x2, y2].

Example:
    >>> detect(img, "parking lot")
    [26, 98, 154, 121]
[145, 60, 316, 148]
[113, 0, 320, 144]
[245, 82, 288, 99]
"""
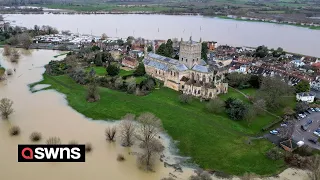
[266, 108, 320, 150]
[292, 109, 320, 149]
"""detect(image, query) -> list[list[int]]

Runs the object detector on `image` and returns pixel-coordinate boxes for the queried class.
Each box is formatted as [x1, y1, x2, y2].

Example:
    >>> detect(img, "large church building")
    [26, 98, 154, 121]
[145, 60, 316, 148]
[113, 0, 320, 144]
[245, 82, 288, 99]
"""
[143, 37, 228, 99]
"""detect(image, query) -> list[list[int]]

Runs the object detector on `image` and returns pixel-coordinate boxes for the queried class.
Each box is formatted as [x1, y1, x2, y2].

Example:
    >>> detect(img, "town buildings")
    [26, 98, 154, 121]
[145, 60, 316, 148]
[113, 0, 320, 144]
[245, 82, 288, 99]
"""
[296, 92, 315, 103]
[143, 37, 228, 99]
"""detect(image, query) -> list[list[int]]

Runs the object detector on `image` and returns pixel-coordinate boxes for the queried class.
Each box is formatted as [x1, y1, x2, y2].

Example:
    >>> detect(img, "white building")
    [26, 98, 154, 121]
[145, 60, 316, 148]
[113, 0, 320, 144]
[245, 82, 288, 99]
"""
[296, 92, 315, 103]
[291, 59, 305, 67]
[311, 77, 320, 91]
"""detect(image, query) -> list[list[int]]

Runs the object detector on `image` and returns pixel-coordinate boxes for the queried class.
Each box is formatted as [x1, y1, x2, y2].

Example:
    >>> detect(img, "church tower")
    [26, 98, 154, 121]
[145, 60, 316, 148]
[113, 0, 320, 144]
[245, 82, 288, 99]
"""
[179, 36, 202, 69]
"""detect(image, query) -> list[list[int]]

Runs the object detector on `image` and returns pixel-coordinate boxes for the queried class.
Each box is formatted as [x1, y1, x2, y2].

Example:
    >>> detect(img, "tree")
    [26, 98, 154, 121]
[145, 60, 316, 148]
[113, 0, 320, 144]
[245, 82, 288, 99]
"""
[272, 47, 285, 57]
[126, 77, 136, 94]
[278, 120, 295, 139]
[91, 45, 100, 51]
[248, 75, 261, 88]
[156, 43, 168, 57]
[244, 108, 256, 125]
[283, 107, 295, 120]
[147, 46, 152, 52]
[105, 126, 117, 142]
[134, 63, 146, 76]
[101, 33, 108, 40]
[10, 48, 20, 62]
[94, 53, 103, 66]
[3, 45, 11, 56]
[166, 39, 173, 57]
[101, 52, 114, 64]
[266, 147, 284, 160]
[179, 94, 193, 104]
[201, 42, 208, 61]
[206, 98, 225, 113]
[114, 77, 124, 90]
[0, 67, 5, 80]
[257, 77, 293, 110]
[0, 98, 14, 119]
[17, 33, 32, 49]
[253, 99, 266, 115]
[106, 64, 119, 76]
[135, 112, 163, 171]
[226, 99, 248, 120]
[86, 78, 100, 102]
[308, 155, 320, 180]
[120, 114, 136, 147]
[295, 80, 310, 93]
[226, 73, 250, 88]
[295, 101, 309, 113]
[255, 45, 269, 58]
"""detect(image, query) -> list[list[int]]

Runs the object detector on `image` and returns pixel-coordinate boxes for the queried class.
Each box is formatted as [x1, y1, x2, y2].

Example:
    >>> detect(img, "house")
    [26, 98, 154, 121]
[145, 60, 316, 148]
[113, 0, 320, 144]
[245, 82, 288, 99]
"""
[121, 56, 139, 69]
[207, 41, 217, 51]
[296, 92, 315, 103]
[291, 59, 305, 67]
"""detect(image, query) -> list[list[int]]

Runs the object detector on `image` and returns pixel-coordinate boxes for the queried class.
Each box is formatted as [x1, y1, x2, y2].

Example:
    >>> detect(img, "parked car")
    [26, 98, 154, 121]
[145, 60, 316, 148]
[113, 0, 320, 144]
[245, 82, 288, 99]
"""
[306, 110, 311, 114]
[316, 108, 320, 112]
[270, 130, 279, 135]
[308, 139, 317, 144]
[301, 124, 310, 131]
[307, 119, 313, 125]
[299, 114, 306, 118]
[310, 108, 315, 112]
[280, 123, 287, 127]
[314, 129, 320, 137]
[303, 112, 308, 117]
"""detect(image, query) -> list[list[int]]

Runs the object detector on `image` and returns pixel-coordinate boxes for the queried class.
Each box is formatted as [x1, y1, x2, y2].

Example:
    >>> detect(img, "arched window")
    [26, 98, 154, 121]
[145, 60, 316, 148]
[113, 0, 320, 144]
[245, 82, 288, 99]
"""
[174, 72, 176, 76]
[171, 71, 172, 76]
[209, 92, 212, 97]
[182, 85, 184, 89]
[198, 90, 200, 94]
[186, 59, 187, 62]
[202, 75, 206, 82]
[156, 70, 157, 74]
[194, 90, 196, 94]
[193, 59, 195, 62]
[197, 58, 199, 61]
[182, 58, 184, 61]
[197, 74, 200, 81]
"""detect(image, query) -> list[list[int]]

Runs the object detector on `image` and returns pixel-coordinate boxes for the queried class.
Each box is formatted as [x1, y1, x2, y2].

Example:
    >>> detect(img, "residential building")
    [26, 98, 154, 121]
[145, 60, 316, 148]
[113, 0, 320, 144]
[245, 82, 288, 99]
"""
[291, 59, 305, 67]
[296, 92, 315, 103]
[121, 56, 139, 69]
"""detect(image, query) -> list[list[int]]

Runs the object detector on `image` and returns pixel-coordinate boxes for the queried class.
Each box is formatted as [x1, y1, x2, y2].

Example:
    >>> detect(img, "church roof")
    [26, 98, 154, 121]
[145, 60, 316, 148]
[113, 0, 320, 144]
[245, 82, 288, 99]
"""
[174, 64, 188, 72]
[198, 59, 207, 66]
[143, 59, 169, 71]
[148, 53, 179, 65]
[192, 64, 209, 73]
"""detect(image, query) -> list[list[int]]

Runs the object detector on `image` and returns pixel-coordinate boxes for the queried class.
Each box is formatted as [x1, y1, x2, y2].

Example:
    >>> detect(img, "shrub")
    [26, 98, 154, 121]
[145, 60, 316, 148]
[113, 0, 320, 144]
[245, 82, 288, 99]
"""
[117, 154, 125, 161]
[6, 69, 13, 76]
[206, 98, 225, 113]
[294, 145, 314, 157]
[0, 98, 14, 119]
[106, 64, 119, 76]
[106, 126, 117, 142]
[9, 126, 20, 136]
[30, 132, 41, 142]
[46, 137, 61, 145]
[134, 63, 146, 76]
[266, 147, 284, 160]
[69, 69, 88, 85]
[85, 143, 92, 152]
[285, 153, 312, 169]
[226, 98, 248, 120]
[179, 94, 192, 104]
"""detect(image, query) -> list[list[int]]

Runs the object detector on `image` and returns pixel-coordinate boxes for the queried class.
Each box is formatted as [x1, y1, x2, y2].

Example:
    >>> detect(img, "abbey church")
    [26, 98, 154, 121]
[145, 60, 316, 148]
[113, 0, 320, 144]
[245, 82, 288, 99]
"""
[143, 37, 228, 99]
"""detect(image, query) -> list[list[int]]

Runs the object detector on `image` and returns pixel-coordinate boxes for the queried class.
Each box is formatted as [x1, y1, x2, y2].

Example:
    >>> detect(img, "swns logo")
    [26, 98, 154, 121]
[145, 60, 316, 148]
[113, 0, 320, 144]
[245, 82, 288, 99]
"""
[18, 145, 86, 162]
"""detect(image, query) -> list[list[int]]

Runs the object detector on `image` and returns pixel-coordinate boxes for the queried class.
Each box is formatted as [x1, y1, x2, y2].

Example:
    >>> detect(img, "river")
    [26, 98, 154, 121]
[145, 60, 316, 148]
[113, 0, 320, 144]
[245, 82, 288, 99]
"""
[3, 14, 320, 57]
[0, 49, 196, 180]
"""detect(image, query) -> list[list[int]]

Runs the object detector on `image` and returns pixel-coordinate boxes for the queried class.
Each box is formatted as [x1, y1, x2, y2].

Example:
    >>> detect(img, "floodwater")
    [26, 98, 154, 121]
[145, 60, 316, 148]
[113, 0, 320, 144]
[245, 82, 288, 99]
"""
[0, 49, 194, 180]
[4, 14, 320, 57]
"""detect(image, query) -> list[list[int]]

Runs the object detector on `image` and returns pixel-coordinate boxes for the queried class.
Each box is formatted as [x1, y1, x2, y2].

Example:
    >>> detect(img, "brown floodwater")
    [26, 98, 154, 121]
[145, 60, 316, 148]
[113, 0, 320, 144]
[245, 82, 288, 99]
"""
[0, 49, 194, 180]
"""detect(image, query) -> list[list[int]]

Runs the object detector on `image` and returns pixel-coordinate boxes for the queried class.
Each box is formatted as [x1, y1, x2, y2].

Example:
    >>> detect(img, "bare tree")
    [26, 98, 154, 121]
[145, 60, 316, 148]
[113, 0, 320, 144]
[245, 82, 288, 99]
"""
[86, 78, 100, 102]
[85, 143, 92, 152]
[308, 155, 320, 180]
[30, 132, 42, 142]
[17, 33, 32, 49]
[9, 126, 20, 136]
[120, 114, 136, 147]
[10, 49, 20, 63]
[3, 45, 11, 56]
[0, 98, 14, 119]
[278, 120, 295, 139]
[253, 99, 266, 115]
[136, 112, 164, 171]
[106, 126, 117, 142]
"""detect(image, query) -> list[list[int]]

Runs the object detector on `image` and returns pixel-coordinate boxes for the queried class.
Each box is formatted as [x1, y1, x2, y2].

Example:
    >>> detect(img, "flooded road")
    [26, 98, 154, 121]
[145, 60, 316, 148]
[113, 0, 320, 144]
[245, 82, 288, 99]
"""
[0, 49, 193, 180]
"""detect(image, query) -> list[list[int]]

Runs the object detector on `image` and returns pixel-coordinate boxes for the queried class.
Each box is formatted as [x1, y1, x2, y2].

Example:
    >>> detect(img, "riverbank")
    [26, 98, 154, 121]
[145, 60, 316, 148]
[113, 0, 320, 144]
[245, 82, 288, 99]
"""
[218, 16, 320, 31]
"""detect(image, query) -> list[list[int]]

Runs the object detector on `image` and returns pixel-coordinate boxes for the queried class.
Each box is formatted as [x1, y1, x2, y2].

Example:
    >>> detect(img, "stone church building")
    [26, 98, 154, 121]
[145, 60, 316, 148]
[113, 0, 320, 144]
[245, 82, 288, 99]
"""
[143, 37, 228, 99]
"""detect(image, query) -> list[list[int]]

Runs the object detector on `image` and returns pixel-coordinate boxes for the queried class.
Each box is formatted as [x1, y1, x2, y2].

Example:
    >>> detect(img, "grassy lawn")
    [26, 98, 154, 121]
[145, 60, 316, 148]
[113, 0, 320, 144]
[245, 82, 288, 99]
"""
[31, 74, 286, 175]
[86, 66, 106, 76]
[119, 69, 134, 77]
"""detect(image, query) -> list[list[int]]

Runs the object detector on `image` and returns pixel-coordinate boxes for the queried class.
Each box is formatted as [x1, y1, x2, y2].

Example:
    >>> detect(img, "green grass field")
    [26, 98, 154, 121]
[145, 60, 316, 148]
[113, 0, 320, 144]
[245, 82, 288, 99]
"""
[30, 74, 286, 175]
[85, 66, 107, 76]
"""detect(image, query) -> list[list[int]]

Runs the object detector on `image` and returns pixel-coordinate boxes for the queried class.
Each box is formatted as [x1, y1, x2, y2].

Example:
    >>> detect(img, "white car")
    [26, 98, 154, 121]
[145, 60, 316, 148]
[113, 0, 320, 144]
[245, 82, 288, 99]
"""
[270, 130, 279, 135]
[314, 129, 320, 137]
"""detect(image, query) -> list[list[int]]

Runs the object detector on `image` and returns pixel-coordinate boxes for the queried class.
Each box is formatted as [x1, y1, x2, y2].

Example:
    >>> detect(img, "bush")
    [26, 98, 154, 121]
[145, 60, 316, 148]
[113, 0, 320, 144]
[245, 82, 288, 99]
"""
[30, 132, 41, 142]
[69, 69, 88, 85]
[9, 126, 20, 136]
[179, 94, 192, 104]
[285, 153, 312, 169]
[206, 98, 225, 113]
[294, 145, 314, 157]
[85, 143, 92, 152]
[296, 101, 309, 113]
[266, 147, 284, 160]
[134, 63, 146, 76]
[117, 154, 125, 161]
[226, 98, 248, 120]
[106, 64, 120, 76]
